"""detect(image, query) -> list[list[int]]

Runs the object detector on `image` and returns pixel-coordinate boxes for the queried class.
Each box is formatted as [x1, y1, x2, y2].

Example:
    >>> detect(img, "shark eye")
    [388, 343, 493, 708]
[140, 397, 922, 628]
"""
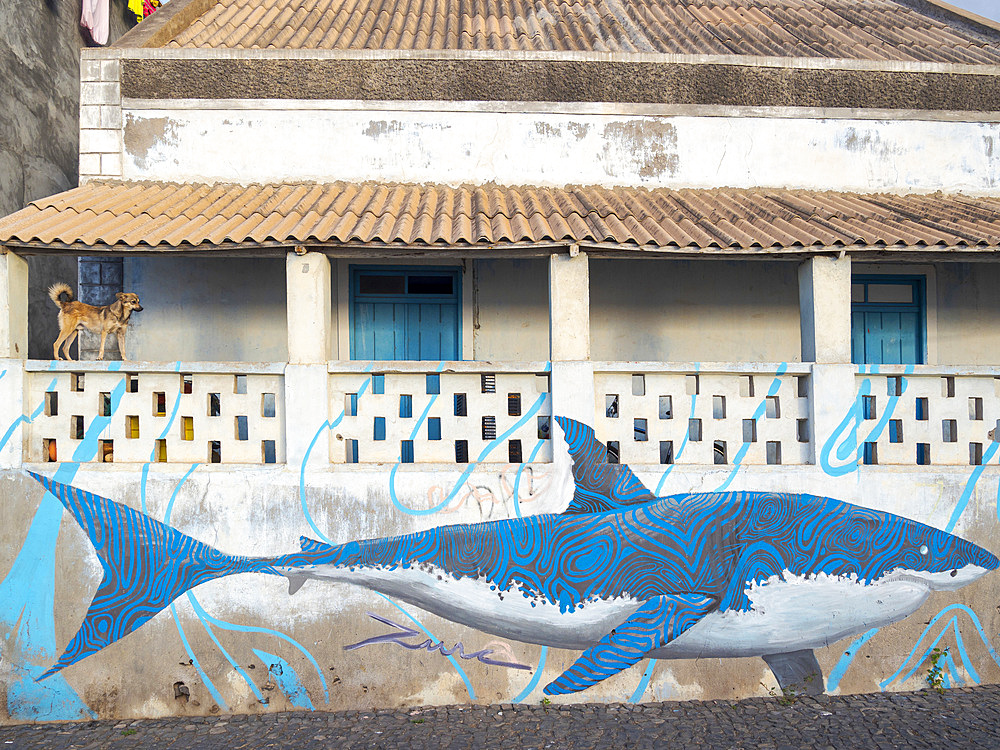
[919, 545, 929, 556]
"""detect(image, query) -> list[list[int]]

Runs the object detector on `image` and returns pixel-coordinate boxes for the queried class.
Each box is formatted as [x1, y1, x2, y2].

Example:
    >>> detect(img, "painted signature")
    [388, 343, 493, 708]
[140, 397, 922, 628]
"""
[344, 613, 532, 670]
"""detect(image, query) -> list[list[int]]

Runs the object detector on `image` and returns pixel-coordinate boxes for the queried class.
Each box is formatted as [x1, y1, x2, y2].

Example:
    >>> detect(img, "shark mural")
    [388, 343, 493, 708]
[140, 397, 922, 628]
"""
[26, 417, 999, 697]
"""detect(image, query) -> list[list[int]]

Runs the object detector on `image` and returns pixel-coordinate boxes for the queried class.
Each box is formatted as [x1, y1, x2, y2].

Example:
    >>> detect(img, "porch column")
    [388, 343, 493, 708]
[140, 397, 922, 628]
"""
[0, 249, 28, 467]
[798, 254, 851, 364]
[798, 254, 856, 466]
[549, 250, 595, 426]
[285, 249, 331, 467]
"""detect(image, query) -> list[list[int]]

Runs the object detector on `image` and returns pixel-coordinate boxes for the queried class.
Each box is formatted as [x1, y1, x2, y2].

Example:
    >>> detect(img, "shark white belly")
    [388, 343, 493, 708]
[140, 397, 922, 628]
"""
[655, 571, 932, 658]
[293, 562, 644, 649]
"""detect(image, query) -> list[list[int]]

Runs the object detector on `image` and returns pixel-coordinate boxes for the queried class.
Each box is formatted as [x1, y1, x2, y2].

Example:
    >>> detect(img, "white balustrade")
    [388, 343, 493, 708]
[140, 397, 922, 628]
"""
[593, 363, 812, 466]
[26, 362, 284, 464]
[856, 366, 1000, 466]
[27, 359, 999, 470]
[329, 362, 552, 464]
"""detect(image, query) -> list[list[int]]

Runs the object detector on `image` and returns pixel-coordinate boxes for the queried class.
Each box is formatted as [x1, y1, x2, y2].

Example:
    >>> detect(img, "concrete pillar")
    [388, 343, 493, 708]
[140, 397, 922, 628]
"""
[549, 252, 590, 361]
[286, 250, 331, 364]
[798, 255, 857, 466]
[549, 252, 595, 426]
[798, 254, 852, 364]
[284, 364, 330, 469]
[0, 249, 28, 359]
[806, 363, 858, 469]
[0, 358, 25, 468]
[285, 250, 332, 468]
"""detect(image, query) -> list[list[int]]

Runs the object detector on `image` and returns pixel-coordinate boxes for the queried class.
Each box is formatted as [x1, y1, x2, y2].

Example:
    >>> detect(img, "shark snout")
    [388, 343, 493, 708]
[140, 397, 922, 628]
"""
[916, 537, 998, 591]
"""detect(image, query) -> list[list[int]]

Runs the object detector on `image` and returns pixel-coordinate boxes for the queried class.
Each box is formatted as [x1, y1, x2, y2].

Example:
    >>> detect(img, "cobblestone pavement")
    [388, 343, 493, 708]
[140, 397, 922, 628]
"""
[3, 686, 1000, 749]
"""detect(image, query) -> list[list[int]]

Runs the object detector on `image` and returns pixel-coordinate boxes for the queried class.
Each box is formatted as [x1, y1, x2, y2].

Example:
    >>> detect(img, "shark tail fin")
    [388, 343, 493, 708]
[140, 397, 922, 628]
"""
[27, 472, 274, 679]
[554, 416, 657, 514]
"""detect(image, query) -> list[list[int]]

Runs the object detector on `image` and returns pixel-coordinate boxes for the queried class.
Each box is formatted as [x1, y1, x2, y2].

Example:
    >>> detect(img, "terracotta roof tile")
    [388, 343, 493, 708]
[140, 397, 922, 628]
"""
[161, 0, 1000, 63]
[5, 180, 1000, 251]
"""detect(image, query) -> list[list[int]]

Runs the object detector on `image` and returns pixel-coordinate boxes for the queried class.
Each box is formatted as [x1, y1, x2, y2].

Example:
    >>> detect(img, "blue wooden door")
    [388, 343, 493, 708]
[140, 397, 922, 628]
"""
[351, 268, 461, 360]
[851, 277, 924, 365]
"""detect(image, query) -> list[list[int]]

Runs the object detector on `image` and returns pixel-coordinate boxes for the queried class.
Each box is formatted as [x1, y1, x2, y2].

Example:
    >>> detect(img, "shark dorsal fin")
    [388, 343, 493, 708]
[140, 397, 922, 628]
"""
[555, 416, 657, 514]
[299, 536, 330, 553]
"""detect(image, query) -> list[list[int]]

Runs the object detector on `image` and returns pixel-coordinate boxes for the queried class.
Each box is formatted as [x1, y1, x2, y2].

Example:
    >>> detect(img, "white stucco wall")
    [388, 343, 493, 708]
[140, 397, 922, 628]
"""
[590, 259, 802, 363]
[115, 256, 1000, 366]
[935, 262, 1000, 365]
[116, 103, 1000, 194]
[473, 258, 549, 361]
[123, 257, 288, 362]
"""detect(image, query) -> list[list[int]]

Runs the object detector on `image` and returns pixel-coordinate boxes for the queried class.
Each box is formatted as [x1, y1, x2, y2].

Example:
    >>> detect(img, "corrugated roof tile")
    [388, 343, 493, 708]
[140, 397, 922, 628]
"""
[6, 180, 1000, 252]
[160, 0, 1000, 62]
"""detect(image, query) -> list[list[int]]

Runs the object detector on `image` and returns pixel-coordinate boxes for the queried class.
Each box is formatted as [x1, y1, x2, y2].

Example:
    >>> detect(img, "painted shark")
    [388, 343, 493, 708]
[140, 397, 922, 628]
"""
[28, 417, 998, 696]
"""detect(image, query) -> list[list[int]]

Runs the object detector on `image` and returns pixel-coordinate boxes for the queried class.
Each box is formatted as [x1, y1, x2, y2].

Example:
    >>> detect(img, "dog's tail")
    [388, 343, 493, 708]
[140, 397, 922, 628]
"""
[48, 282, 74, 307]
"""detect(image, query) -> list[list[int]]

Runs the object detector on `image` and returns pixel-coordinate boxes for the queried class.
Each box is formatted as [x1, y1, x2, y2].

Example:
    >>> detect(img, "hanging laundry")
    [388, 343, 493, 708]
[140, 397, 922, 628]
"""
[128, 0, 161, 22]
[80, 0, 110, 45]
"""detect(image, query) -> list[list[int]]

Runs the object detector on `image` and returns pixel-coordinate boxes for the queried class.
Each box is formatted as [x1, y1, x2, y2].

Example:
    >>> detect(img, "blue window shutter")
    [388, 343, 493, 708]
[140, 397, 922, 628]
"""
[851, 277, 924, 365]
[350, 267, 460, 361]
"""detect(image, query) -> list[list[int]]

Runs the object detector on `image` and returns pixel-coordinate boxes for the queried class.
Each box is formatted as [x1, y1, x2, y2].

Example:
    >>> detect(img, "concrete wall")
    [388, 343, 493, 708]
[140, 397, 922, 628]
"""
[472, 259, 549, 361]
[106, 105, 1000, 195]
[123, 257, 288, 362]
[2, 456, 998, 722]
[936, 262, 1000, 365]
[590, 259, 802, 363]
[104, 257, 1000, 366]
[1, 2, 131, 359]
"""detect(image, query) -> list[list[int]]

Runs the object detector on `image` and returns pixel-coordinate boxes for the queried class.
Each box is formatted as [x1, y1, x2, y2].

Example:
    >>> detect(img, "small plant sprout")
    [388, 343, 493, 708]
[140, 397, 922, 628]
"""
[926, 647, 949, 693]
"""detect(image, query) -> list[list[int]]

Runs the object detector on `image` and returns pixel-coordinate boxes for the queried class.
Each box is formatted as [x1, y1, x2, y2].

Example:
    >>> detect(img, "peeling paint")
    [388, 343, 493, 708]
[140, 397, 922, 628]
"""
[123, 114, 179, 170]
[601, 119, 679, 180]
[534, 121, 561, 139]
[362, 120, 399, 138]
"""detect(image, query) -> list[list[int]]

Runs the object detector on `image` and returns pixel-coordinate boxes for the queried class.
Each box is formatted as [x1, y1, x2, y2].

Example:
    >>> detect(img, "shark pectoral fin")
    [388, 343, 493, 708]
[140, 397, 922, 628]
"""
[543, 593, 716, 696]
[762, 650, 825, 696]
[285, 574, 307, 595]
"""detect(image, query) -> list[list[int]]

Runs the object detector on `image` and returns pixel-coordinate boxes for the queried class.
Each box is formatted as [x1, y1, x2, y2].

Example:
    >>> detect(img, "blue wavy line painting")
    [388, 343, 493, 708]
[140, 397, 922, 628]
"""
[24, 416, 998, 698]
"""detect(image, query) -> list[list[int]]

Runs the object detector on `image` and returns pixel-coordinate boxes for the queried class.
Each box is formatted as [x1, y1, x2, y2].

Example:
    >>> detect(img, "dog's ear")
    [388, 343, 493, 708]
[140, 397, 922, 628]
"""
[116, 292, 126, 301]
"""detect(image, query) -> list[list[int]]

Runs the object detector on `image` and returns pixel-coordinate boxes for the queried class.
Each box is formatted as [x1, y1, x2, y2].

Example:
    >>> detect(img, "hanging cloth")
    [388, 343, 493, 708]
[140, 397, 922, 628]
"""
[129, 0, 161, 21]
[81, 0, 110, 45]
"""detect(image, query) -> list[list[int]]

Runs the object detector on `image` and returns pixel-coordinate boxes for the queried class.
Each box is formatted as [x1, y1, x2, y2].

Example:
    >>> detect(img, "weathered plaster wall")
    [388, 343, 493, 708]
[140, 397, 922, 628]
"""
[2, 459, 998, 722]
[120, 57, 1000, 114]
[590, 259, 802, 363]
[123, 257, 288, 362]
[935, 262, 1000, 365]
[473, 259, 549, 362]
[114, 105, 1000, 194]
[0, 2, 130, 359]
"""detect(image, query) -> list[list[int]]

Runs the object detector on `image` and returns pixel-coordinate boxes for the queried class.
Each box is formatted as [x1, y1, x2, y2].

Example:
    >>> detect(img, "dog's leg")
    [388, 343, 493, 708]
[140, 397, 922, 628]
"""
[53, 330, 69, 360]
[116, 330, 127, 361]
[63, 330, 80, 361]
[98, 330, 108, 360]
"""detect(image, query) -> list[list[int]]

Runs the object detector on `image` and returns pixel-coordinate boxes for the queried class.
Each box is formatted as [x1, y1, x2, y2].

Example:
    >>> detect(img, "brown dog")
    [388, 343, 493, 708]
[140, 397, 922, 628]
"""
[48, 283, 143, 361]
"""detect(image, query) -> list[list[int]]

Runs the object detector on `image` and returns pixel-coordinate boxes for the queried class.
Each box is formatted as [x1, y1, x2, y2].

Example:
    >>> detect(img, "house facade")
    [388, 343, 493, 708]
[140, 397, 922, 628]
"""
[3, 0, 1000, 722]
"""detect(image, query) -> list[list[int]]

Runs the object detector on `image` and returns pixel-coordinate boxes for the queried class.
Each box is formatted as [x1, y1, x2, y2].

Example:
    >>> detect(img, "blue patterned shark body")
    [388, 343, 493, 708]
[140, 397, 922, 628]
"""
[26, 417, 998, 696]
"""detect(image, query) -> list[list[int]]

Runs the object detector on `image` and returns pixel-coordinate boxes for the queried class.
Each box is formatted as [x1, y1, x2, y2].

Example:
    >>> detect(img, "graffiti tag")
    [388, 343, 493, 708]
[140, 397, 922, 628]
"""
[344, 613, 532, 670]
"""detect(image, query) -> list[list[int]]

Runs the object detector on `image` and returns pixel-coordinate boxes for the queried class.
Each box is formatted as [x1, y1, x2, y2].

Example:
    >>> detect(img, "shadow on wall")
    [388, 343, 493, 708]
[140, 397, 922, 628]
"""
[4, 1, 133, 357]
[123, 256, 289, 362]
